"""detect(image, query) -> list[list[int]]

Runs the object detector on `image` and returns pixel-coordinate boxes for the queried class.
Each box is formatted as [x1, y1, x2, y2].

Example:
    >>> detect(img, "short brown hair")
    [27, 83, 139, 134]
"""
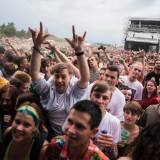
[91, 81, 113, 96]
[52, 62, 73, 75]
[123, 101, 142, 116]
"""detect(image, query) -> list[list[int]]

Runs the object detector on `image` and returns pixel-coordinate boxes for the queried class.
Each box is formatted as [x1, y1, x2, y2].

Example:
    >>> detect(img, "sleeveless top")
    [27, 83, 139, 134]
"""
[3, 139, 34, 160]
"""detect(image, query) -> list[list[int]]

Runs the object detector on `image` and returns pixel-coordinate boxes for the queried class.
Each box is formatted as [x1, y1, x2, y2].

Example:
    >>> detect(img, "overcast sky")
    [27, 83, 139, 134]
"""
[1, 0, 160, 46]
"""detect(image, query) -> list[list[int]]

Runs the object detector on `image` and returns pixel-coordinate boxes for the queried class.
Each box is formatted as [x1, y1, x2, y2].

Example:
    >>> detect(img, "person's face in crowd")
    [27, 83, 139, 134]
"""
[64, 108, 97, 148]
[154, 60, 160, 70]
[121, 89, 132, 103]
[11, 112, 37, 142]
[98, 70, 105, 81]
[2, 55, 9, 63]
[144, 65, 148, 74]
[113, 59, 120, 66]
[90, 90, 111, 116]
[88, 56, 98, 68]
[41, 64, 51, 74]
[0, 53, 4, 65]
[130, 64, 142, 79]
[67, 56, 74, 62]
[148, 65, 154, 73]
[20, 58, 29, 69]
[1, 89, 13, 114]
[146, 81, 156, 94]
[19, 82, 31, 93]
[118, 65, 125, 75]
[124, 110, 140, 125]
[104, 69, 118, 87]
[54, 69, 72, 94]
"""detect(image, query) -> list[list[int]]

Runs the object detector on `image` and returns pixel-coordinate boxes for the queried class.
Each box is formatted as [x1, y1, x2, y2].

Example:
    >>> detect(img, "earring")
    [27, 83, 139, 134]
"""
[32, 129, 40, 138]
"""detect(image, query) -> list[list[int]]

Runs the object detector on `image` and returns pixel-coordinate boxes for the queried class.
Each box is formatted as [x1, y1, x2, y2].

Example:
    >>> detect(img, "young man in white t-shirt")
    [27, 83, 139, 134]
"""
[82, 65, 125, 121]
[120, 62, 143, 100]
[90, 81, 121, 160]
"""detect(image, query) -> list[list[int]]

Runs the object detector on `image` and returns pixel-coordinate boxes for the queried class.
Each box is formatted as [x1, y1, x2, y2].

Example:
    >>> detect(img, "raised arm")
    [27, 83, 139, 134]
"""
[29, 22, 50, 81]
[45, 41, 80, 78]
[65, 26, 89, 88]
[119, 56, 129, 75]
[104, 49, 112, 63]
[5, 38, 21, 57]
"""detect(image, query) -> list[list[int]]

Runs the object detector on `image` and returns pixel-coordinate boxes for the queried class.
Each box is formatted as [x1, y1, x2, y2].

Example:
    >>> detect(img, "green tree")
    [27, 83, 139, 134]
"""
[17, 29, 26, 37]
[0, 24, 6, 36]
[26, 29, 31, 38]
[3, 22, 17, 37]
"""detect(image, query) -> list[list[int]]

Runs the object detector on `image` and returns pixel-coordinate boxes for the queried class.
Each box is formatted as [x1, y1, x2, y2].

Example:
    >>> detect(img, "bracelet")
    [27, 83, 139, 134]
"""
[33, 46, 43, 55]
[75, 51, 84, 56]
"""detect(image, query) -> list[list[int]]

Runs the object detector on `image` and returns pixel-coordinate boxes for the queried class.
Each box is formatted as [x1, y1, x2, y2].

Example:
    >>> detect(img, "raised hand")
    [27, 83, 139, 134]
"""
[43, 41, 57, 53]
[65, 25, 86, 54]
[5, 38, 10, 44]
[29, 22, 50, 49]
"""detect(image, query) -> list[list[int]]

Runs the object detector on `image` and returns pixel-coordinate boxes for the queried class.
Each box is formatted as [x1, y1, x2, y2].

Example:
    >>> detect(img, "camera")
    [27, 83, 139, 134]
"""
[98, 45, 106, 51]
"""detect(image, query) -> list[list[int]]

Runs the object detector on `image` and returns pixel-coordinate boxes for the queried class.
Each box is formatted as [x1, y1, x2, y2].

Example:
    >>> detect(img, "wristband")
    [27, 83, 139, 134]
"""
[75, 51, 84, 56]
[33, 46, 43, 55]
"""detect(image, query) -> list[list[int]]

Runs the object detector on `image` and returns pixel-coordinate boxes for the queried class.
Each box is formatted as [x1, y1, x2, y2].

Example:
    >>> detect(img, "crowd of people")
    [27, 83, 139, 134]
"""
[0, 22, 160, 160]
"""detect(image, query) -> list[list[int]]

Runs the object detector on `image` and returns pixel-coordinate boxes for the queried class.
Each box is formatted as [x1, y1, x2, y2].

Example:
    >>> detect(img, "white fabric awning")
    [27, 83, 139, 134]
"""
[126, 37, 159, 44]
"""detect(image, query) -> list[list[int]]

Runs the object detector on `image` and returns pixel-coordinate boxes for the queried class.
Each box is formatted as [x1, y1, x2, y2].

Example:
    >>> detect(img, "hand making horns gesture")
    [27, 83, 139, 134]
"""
[29, 22, 50, 49]
[65, 25, 86, 54]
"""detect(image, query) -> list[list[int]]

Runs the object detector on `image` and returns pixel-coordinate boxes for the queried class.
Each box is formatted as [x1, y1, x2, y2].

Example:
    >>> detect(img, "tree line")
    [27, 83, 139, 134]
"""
[0, 22, 31, 38]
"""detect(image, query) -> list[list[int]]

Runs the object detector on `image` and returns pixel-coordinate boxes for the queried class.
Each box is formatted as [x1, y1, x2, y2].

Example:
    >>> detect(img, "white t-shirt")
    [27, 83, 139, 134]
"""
[94, 112, 121, 143]
[120, 76, 143, 100]
[81, 83, 125, 121]
[107, 88, 125, 121]
[32, 77, 87, 135]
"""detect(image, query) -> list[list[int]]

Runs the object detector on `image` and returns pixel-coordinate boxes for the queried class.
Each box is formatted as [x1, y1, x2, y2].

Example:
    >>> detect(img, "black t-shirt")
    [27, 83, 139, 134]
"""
[145, 72, 160, 85]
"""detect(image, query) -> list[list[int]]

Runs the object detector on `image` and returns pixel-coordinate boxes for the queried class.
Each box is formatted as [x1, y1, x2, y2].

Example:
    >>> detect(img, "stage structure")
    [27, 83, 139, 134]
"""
[124, 17, 160, 53]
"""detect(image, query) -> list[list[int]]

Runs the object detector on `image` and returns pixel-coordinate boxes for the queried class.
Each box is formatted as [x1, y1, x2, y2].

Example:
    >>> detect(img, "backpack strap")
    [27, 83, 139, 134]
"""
[30, 132, 48, 160]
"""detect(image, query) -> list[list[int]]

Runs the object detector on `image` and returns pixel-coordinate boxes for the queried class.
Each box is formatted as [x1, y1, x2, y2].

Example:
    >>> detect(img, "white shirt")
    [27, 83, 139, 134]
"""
[81, 83, 125, 121]
[32, 77, 87, 135]
[95, 112, 121, 143]
[120, 76, 143, 100]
